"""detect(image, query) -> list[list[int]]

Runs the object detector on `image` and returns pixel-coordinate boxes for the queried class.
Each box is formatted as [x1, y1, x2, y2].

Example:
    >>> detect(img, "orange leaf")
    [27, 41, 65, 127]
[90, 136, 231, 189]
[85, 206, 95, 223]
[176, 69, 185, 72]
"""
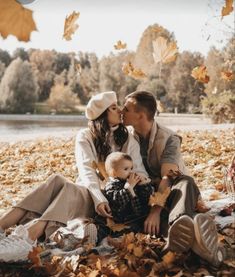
[63, 11, 80, 41]
[0, 0, 37, 42]
[106, 218, 130, 232]
[28, 246, 43, 267]
[114, 40, 127, 50]
[162, 251, 176, 264]
[191, 65, 210, 83]
[221, 0, 234, 18]
[152, 36, 178, 64]
[196, 199, 210, 213]
[148, 186, 171, 207]
[221, 70, 234, 81]
[122, 62, 146, 79]
[209, 191, 221, 201]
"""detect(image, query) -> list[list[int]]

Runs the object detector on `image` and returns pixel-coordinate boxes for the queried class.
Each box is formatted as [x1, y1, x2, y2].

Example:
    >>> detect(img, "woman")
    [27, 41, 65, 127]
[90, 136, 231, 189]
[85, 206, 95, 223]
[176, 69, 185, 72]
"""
[0, 91, 148, 262]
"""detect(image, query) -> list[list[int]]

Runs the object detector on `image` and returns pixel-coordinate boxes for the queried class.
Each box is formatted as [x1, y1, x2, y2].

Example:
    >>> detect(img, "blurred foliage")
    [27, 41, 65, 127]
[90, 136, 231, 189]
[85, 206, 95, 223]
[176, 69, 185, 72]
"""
[201, 90, 235, 123]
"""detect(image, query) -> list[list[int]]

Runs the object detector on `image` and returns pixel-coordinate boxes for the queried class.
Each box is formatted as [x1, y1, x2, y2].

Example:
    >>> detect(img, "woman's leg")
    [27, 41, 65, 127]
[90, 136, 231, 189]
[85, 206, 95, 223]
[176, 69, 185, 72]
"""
[0, 208, 26, 230]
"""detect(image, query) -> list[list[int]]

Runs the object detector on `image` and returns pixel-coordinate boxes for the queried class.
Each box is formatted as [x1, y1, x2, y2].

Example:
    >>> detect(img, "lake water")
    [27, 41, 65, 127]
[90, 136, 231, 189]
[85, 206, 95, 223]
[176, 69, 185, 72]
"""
[0, 115, 233, 142]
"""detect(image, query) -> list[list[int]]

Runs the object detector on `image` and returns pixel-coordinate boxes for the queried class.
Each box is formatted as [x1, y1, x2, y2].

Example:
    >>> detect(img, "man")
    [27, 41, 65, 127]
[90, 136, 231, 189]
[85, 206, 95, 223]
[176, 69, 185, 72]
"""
[122, 91, 224, 266]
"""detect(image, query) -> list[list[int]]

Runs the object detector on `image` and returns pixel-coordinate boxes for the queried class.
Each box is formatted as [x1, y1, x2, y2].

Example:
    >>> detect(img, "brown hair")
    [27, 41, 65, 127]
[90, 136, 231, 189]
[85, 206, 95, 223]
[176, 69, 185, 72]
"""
[88, 111, 129, 162]
[105, 152, 132, 176]
[125, 91, 157, 120]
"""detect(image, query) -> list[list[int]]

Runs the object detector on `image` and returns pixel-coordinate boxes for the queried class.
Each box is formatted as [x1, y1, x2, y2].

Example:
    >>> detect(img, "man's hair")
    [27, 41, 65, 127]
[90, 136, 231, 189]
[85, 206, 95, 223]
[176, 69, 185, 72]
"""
[125, 91, 157, 120]
[105, 152, 132, 176]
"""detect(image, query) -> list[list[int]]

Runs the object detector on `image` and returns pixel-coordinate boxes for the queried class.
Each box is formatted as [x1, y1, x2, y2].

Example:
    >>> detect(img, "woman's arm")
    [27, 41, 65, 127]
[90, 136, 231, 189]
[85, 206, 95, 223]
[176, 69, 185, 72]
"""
[75, 130, 108, 210]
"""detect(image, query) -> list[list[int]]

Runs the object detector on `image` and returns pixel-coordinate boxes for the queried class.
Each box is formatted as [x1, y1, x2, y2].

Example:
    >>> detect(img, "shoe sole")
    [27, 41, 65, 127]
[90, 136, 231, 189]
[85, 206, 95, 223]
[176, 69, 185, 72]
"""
[165, 215, 194, 252]
[84, 223, 97, 246]
[194, 213, 218, 254]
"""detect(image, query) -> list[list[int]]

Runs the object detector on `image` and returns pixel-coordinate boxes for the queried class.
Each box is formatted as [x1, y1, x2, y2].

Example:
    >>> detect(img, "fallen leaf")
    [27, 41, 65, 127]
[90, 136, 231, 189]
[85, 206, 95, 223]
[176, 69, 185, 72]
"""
[191, 65, 210, 83]
[152, 36, 178, 64]
[106, 218, 130, 232]
[209, 191, 221, 201]
[162, 251, 176, 264]
[196, 199, 211, 213]
[28, 246, 43, 267]
[221, 0, 234, 18]
[221, 70, 234, 81]
[63, 11, 80, 41]
[114, 40, 127, 50]
[148, 186, 171, 207]
[0, 0, 37, 42]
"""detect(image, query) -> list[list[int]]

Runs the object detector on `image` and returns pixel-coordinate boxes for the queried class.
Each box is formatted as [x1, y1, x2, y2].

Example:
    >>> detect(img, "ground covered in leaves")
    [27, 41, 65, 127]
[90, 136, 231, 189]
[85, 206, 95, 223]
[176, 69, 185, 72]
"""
[0, 128, 234, 277]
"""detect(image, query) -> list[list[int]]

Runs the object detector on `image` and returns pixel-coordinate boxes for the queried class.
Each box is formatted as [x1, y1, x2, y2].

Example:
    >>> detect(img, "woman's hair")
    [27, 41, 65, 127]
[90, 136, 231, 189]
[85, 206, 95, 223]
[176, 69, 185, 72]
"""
[88, 110, 128, 162]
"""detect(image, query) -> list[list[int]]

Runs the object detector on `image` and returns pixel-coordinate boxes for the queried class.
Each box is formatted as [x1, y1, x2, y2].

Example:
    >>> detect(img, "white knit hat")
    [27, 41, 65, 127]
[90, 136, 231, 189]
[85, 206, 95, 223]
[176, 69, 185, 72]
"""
[85, 91, 117, 120]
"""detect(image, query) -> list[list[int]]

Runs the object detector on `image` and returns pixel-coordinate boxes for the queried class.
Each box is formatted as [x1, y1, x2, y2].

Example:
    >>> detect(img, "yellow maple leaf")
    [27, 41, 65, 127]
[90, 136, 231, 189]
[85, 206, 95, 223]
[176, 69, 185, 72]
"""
[221, 70, 234, 81]
[114, 40, 127, 50]
[122, 62, 146, 79]
[152, 36, 178, 64]
[148, 186, 171, 207]
[221, 0, 234, 18]
[191, 65, 210, 83]
[63, 11, 80, 41]
[106, 218, 130, 232]
[0, 0, 37, 42]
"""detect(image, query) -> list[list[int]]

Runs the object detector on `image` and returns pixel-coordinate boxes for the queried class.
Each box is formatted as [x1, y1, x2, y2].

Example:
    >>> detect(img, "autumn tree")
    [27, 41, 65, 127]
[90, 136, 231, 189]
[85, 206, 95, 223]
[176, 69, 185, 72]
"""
[54, 52, 71, 74]
[47, 71, 80, 113]
[0, 58, 38, 113]
[168, 51, 205, 113]
[0, 49, 11, 67]
[13, 48, 29, 61]
[29, 49, 56, 101]
[99, 52, 139, 104]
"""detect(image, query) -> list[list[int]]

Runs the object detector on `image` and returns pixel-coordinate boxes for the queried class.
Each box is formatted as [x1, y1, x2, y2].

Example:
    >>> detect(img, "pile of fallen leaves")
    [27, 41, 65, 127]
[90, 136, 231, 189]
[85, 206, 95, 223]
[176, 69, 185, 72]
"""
[0, 128, 234, 276]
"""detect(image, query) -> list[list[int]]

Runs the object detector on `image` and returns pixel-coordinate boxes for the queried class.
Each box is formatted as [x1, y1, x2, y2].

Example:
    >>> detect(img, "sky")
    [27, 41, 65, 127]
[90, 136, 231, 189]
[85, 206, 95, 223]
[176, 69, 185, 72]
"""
[0, 0, 234, 58]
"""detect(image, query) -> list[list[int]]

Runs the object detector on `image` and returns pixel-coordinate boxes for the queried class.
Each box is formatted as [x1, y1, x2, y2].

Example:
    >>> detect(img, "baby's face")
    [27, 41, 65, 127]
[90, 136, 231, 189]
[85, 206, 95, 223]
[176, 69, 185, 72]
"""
[113, 159, 133, 180]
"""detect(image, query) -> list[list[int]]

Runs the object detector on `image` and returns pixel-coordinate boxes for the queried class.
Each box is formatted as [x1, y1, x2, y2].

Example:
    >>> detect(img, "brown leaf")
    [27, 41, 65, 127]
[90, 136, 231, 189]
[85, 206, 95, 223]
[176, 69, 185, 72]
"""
[209, 191, 221, 201]
[28, 246, 43, 267]
[63, 11, 80, 41]
[0, 0, 37, 42]
[106, 218, 130, 232]
[162, 251, 176, 264]
[114, 40, 127, 50]
[195, 199, 211, 213]
[221, 70, 234, 81]
[191, 65, 210, 83]
[152, 36, 178, 64]
[75, 63, 82, 75]
[221, 0, 234, 18]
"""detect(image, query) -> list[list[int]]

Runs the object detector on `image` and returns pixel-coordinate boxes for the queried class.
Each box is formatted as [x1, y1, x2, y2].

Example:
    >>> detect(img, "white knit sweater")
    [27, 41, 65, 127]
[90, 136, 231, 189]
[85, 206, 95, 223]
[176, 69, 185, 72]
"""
[75, 127, 148, 210]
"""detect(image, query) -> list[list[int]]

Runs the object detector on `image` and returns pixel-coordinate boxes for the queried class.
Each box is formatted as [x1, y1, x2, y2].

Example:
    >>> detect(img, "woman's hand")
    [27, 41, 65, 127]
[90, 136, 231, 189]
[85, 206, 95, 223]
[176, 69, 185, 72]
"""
[144, 206, 162, 236]
[97, 202, 113, 218]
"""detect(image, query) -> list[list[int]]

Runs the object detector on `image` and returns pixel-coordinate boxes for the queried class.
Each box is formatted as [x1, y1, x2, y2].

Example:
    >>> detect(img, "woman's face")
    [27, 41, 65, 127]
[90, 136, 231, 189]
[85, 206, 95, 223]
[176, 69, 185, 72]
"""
[107, 103, 122, 126]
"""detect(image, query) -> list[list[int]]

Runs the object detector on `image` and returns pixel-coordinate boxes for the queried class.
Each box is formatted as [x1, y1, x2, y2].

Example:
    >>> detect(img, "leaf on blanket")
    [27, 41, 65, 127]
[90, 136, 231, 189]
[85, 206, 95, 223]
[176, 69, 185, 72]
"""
[106, 218, 130, 232]
[219, 203, 235, 217]
[28, 246, 43, 267]
[148, 186, 171, 207]
[209, 191, 221, 201]
[195, 199, 210, 213]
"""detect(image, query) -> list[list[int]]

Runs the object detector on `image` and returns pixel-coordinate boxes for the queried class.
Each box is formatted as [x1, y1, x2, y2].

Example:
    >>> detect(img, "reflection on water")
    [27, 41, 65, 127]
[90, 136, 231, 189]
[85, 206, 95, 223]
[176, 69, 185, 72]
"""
[0, 120, 84, 141]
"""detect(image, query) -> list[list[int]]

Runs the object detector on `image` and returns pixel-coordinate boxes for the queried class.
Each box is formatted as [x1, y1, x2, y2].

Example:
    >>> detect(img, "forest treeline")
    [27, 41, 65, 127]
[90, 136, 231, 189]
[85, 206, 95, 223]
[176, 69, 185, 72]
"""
[0, 24, 234, 123]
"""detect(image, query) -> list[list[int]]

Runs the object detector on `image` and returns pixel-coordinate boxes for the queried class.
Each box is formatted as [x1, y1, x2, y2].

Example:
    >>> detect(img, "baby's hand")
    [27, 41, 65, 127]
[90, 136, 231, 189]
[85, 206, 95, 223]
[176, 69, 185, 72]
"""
[136, 174, 151, 185]
[127, 173, 141, 187]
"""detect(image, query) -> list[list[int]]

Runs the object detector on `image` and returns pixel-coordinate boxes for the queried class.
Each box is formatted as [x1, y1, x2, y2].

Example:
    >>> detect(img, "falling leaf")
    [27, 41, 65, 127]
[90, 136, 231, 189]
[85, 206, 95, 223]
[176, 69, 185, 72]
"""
[122, 62, 147, 79]
[221, 0, 234, 18]
[63, 11, 80, 41]
[0, 0, 37, 42]
[148, 186, 171, 207]
[114, 40, 127, 50]
[106, 218, 130, 232]
[28, 246, 43, 267]
[191, 65, 210, 83]
[221, 70, 234, 81]
[152, 36, 178, 64]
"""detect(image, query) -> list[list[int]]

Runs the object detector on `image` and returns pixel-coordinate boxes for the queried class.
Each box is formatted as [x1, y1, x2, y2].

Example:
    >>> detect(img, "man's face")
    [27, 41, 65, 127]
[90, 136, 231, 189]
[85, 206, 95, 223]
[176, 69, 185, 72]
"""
[122, 99, 140, 127]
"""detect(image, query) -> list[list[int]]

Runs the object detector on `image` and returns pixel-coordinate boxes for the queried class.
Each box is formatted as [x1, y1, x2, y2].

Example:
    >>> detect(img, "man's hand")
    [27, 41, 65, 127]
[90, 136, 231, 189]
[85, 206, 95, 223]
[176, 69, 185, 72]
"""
[144, 206, 162, 236]
[97, 202, 112, 218]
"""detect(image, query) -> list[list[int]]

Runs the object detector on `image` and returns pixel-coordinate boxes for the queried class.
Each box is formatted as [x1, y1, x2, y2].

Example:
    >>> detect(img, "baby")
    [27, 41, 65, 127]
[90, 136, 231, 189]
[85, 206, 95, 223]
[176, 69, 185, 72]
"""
[94, 152, 155, 242]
